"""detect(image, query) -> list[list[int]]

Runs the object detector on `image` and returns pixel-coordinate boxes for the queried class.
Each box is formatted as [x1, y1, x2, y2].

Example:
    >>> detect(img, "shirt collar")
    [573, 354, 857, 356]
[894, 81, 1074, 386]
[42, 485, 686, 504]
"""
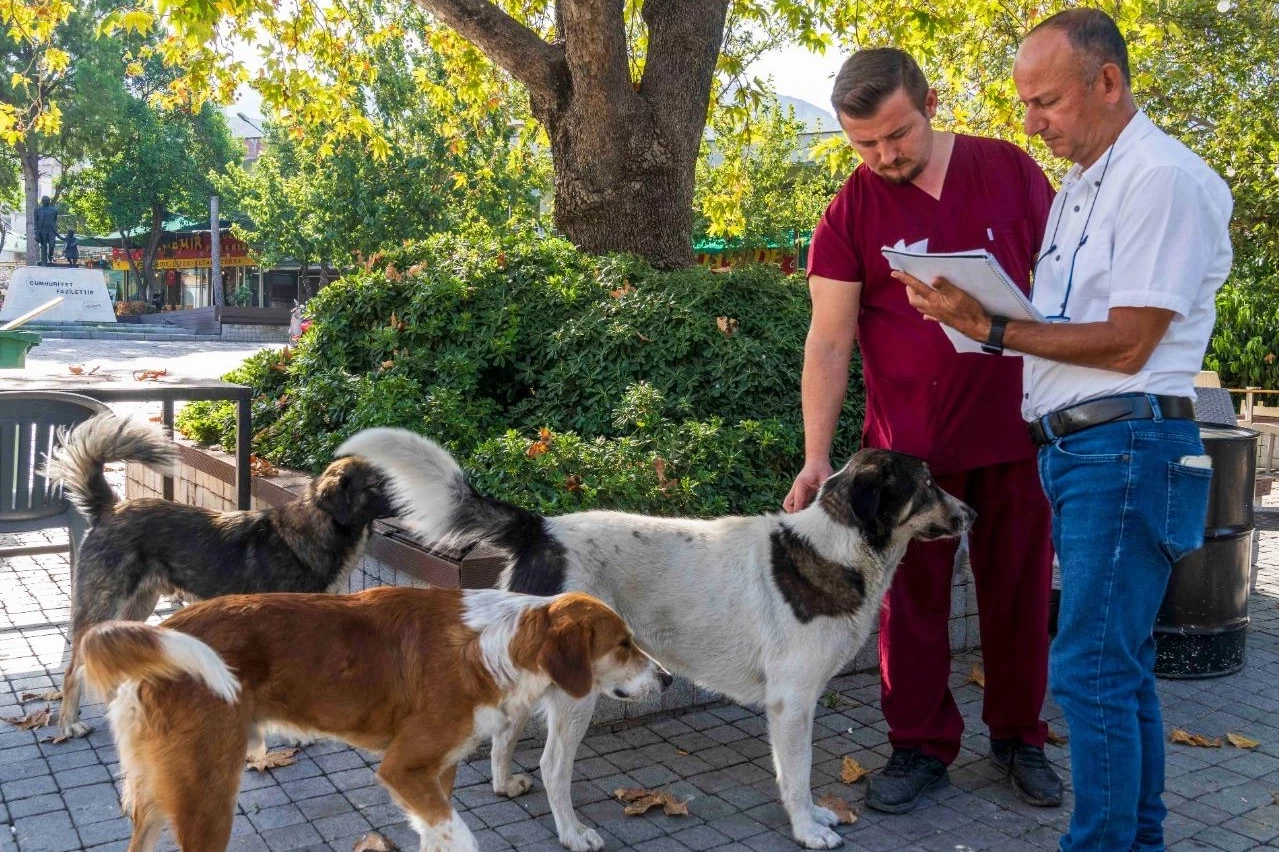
[1061, 110, 1153, 191]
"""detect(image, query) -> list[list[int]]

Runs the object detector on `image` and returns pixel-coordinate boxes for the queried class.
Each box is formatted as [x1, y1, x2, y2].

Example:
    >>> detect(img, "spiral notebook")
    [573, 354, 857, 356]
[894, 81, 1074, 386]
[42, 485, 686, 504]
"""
[881, 245, 1045, 355]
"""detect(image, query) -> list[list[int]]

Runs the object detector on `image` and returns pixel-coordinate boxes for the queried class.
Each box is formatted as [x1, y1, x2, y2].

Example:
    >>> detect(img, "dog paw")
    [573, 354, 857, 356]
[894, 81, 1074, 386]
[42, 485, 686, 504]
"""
[493, 773, 534, 798]
[794, 823, 843, 849]
[58, 721, 93, 740]
[812, 804, 840, 827]
[559, 825, 604, 852]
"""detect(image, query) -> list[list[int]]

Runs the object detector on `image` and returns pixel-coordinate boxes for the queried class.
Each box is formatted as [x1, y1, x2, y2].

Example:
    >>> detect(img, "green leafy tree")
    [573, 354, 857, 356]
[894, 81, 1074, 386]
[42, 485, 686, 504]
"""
[219, 22, 549, 273]
[66, 54, 241, 297]
[694, 96, 841, 251]
[1, 1, 138, 258]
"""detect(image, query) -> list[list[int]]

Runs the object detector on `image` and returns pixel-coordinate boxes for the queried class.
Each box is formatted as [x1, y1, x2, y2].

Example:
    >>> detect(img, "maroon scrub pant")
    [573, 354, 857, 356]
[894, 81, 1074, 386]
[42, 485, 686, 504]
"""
[878, 457, 1053, 764]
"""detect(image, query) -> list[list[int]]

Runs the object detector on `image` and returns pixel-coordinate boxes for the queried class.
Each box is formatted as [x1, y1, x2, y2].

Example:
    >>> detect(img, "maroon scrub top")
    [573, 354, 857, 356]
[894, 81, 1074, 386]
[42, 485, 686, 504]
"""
[808, 134, 1054, 475]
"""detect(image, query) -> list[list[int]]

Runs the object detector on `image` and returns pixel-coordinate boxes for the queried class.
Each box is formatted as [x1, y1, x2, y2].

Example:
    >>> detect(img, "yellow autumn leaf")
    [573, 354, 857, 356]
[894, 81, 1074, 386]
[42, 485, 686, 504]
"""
[967, 664, 986, 689]
[1169, 729, 1222, 748]
[121, 9, 155, 34]
[1225, 732, 1260, 750]
[816, 794, 859, 825]
[840, 756, 869, 784]
[126, 61, 144, 76]
[10, 73, 27, 90]
[43, 48, 70, 74]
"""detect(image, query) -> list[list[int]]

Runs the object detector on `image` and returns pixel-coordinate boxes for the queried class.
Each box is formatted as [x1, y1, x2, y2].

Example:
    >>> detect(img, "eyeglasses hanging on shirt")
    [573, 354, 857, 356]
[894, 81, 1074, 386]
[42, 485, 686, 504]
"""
[1031, 144, 1116, 322]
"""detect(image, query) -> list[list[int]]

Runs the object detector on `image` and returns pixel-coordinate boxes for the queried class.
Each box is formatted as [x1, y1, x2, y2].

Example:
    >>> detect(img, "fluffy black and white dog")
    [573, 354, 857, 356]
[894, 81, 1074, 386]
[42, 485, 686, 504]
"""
[45, 413, 393, 741]
[339, 428, 974, 850]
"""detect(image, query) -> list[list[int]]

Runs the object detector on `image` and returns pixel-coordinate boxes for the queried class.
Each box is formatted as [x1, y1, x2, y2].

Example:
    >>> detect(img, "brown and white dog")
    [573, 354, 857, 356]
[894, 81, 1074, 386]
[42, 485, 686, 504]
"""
[80, 586, 665, 852]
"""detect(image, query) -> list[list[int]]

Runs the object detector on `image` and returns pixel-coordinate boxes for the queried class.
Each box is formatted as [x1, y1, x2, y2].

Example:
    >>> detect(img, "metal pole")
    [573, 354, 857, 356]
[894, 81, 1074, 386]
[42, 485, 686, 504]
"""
[210, 195, 223, 307]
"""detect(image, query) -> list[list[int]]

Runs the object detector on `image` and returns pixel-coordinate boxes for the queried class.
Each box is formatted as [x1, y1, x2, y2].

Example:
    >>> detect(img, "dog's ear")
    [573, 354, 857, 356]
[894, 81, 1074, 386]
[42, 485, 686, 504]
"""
[540, 620, 593, 699]
[313, 463, 356, 525]
[844, 464, 883, 527]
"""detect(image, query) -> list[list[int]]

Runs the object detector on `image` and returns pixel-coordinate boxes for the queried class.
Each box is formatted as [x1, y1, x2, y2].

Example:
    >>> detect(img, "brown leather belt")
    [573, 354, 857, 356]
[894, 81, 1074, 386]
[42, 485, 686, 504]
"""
[1028, 393, 1196, 447]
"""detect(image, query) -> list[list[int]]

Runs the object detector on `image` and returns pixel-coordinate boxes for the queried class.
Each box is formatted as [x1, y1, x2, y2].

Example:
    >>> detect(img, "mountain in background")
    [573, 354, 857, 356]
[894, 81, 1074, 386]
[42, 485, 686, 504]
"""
[778, 94, 839, 135]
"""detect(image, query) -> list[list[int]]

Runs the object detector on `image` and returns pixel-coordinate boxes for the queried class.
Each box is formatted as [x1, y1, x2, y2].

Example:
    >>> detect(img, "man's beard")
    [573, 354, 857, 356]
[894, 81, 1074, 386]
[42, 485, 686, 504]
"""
[877, 159, 926, 185]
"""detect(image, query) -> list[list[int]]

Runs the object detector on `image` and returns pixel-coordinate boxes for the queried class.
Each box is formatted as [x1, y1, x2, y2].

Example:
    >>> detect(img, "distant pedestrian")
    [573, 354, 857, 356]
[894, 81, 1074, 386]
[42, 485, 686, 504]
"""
[64, 230, 80, 267]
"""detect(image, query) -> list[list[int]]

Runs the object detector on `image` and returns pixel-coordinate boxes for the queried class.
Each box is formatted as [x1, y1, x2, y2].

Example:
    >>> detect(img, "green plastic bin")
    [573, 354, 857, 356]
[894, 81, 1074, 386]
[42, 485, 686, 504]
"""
[0, 330, 41, 368]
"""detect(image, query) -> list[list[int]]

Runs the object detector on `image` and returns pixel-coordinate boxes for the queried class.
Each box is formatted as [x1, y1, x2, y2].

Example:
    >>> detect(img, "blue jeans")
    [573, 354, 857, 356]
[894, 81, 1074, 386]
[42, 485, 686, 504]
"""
[1036, 410, 1212, 852]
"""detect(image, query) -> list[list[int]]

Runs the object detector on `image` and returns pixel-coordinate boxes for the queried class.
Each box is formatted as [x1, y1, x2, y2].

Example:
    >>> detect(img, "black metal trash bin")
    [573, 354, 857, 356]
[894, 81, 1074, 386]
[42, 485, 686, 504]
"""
[1153, 423, 1258, 678]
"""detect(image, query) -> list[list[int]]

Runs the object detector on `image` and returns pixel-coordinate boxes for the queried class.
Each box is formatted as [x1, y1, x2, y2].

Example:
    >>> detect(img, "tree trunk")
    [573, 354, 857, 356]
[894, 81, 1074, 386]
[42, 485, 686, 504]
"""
[141, 204, 166, 302]
[414, 0, 729, 269]
[18, 142, 39, 264]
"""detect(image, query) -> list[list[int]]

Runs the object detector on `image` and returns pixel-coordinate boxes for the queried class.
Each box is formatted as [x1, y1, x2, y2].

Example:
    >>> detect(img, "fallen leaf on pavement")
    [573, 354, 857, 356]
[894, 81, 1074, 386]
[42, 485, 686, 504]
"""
[352, 832, 398, 851]
[968, 664, 985, 689]
[1226, 732, 1260, 749]
[19, 690, 61, 703]
[133, 368, 167, 382]
[840, 756, 869, 784]
[1045, 725, 1069, 746]
[614, 787, 689, 816]
[816, 794, 859, 825]
[1169, 729, 1221, 748]
[3, 706, 53, 731]
[246, 747, 299, 771]
[43, 733, 71, 744]
[250, 455, 278, 477]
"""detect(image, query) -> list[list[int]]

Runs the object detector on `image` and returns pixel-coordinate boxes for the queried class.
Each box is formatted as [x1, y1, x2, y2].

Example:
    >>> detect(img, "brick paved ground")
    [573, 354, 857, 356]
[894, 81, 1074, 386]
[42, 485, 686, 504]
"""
[3, 508, 1278, 852]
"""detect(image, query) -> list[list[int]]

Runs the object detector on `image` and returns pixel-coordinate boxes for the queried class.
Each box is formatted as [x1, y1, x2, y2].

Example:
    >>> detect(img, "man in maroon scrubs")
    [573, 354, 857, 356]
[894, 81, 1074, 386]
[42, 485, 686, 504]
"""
[783, 48, 1062, 814]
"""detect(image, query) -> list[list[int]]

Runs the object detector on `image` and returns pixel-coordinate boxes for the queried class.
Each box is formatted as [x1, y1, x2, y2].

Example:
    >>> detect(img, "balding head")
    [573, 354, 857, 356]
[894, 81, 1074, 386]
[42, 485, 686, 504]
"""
[1014, 10, 1136, 169]
[1026, 7, 1131, 85]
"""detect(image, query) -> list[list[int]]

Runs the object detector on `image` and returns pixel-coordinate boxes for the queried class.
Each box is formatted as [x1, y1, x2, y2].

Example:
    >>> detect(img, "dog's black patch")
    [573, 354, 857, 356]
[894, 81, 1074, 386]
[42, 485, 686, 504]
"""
[458, 484, 568, 596]
[769, 527, 866, 623]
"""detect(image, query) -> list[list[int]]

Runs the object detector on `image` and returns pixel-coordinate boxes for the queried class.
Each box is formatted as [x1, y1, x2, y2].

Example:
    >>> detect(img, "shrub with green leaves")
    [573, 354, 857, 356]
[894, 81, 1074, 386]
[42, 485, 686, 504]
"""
[176, 232, 865, 516]
[1204, 266, 1279, 397]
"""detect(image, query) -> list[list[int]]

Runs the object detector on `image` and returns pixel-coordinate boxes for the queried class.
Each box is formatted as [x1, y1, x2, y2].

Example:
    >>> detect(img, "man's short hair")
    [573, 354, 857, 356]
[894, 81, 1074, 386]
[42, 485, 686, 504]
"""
[831, 48, 930, 120]
[1029, 7, 1130, 85]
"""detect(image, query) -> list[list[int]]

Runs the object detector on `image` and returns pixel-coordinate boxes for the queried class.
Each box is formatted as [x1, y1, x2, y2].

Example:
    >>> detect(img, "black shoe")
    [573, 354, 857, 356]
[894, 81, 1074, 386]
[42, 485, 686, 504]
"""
[866, 748, 949, 814]
[990, 739, 1064, 807]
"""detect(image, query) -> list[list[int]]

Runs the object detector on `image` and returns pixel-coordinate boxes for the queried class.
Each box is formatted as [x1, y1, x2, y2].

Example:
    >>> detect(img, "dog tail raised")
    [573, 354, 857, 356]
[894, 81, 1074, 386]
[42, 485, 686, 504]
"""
[42, 413, 175, 526]
[79, 621, 240, 703]
[338, 428, 568, 594]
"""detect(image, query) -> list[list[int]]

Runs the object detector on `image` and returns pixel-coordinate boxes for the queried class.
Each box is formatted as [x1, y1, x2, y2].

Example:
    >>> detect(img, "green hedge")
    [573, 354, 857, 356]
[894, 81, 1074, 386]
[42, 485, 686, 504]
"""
[1205, 266, 1279, 396]
[177, 233, 865, 516]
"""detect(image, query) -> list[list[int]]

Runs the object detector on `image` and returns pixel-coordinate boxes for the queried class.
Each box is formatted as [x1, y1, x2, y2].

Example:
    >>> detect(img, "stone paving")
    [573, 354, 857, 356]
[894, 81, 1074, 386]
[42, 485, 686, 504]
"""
[2, 508, 1278, 852]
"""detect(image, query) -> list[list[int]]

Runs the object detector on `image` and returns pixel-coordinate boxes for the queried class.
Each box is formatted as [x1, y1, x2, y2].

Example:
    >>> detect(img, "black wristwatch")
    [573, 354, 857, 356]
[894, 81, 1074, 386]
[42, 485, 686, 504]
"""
[981, 315, 1009, 355]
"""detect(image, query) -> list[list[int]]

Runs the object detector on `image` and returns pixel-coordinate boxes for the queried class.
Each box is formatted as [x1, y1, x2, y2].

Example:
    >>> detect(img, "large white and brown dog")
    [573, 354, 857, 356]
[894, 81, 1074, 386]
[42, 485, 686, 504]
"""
[79, 586, 664, 852]
[338, 429, 975, 850]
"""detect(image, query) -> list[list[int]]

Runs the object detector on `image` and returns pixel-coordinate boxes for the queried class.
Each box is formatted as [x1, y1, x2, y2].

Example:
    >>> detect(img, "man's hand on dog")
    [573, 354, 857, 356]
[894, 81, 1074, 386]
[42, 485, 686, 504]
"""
[784, 458, 834, 513]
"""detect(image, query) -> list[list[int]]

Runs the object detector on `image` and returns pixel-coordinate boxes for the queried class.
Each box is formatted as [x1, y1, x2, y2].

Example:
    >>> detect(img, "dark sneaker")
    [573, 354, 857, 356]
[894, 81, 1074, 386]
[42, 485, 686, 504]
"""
[990, 739, 1064, 807]
[866, 748, 949, 814]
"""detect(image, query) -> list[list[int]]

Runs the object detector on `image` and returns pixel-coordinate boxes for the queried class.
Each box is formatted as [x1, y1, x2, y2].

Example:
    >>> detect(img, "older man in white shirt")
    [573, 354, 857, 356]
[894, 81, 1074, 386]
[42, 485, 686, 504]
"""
[895, 9, 1232, 852]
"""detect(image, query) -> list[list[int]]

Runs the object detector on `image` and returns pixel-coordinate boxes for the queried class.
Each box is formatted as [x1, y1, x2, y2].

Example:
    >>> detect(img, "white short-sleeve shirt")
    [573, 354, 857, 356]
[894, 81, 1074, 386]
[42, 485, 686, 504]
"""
[1021, 111, 1233, 421]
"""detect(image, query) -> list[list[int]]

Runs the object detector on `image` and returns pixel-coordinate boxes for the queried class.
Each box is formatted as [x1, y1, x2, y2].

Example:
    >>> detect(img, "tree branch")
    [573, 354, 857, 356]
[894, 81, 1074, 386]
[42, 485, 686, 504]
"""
[559, 0, 632, 110]
[411, 0, 568, 102]
[639, 0, 729, 135]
